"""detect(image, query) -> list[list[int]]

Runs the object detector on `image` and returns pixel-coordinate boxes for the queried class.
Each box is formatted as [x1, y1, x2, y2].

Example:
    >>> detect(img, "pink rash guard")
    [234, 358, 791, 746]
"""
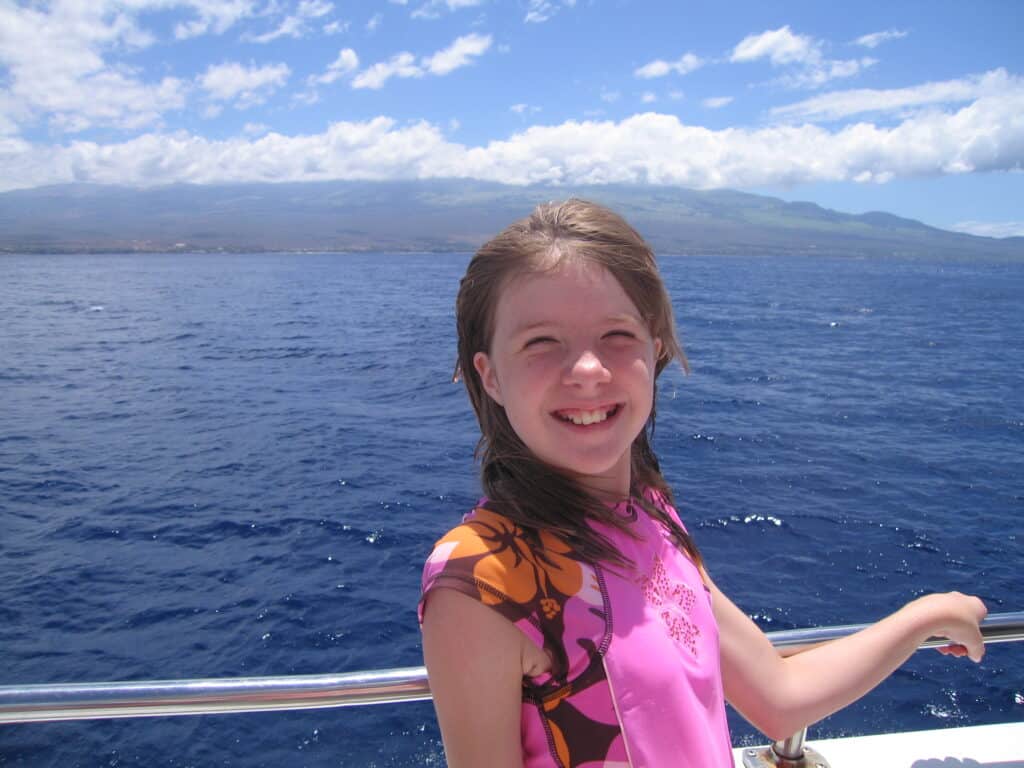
[420, 491, 734, 767]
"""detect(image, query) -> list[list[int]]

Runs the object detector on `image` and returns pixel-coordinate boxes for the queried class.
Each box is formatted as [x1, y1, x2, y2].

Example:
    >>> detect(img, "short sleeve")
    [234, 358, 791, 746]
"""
[419, 508, 547, 652]
[419, 507, 606, 690]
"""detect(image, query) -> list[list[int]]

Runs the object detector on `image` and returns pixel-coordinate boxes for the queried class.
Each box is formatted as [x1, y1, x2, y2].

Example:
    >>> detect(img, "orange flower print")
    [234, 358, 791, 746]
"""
[540, 597, 560, 619]
[445, 508, 583, 606]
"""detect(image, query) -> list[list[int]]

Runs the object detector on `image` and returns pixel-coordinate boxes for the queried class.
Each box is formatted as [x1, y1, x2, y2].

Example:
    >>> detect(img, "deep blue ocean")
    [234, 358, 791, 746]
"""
[1, 251, 1021, 767]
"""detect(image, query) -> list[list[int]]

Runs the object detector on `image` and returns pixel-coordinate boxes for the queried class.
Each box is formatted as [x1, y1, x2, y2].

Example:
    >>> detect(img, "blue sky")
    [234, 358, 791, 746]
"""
[1, 0, 1022, 236]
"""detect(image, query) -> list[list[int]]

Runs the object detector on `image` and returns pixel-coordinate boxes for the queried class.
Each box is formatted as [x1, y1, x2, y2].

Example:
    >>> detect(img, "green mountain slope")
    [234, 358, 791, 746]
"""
[1, 180, 1020, 258]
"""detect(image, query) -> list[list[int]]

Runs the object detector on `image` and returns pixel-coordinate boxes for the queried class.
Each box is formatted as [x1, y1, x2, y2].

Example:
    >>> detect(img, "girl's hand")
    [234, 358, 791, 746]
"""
[712, 578, 989, 741]
[935, 644, 971, 658]
[907, 592, 988, 663]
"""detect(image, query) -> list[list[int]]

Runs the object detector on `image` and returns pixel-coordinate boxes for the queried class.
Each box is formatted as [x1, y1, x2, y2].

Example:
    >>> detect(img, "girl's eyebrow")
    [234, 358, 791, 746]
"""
[605, 312, 644, 325]
[509, 313, 643, 337]
[509, 320, 556, 337]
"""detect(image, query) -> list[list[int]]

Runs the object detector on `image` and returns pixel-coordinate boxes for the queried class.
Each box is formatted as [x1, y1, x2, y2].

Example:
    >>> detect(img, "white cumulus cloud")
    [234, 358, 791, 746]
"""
[0, 1, 188, 134]
[731, 26, 874, 88]
[198, 61, 291, 107]
[6, 89, 1024, 192]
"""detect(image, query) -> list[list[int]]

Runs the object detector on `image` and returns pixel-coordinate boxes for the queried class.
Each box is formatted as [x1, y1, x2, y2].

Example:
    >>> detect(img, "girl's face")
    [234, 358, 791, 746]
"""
[473, 260, 662, 501]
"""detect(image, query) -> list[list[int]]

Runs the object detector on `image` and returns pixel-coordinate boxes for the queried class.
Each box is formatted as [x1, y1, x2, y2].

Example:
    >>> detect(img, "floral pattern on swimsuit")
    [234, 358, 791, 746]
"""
[420, 507, 631, 767]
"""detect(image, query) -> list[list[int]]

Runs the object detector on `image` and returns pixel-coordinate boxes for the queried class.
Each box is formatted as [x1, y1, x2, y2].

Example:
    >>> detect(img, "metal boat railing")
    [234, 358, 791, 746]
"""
[3, 611, 1021, 727]
[4, 611, 1023, 767]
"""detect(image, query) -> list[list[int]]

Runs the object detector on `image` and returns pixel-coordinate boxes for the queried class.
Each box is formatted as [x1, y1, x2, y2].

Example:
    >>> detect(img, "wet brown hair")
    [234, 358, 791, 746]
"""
[455, 198, 701, 569]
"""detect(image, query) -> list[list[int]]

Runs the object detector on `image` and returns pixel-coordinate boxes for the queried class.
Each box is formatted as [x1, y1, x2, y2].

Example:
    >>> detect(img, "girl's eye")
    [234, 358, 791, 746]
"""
[604, 329, 637, 340]
[524, 336, 557, 349]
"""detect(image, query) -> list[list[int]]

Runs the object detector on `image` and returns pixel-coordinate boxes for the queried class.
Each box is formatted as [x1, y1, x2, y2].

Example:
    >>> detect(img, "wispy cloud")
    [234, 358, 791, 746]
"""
[247, 16, 305, 43]
[732, 26, 816, 66]
[510, 103, 541, 115]
[311, 49, 360, 86]
[300, 0, 334, 17]
[412, 0, 484, 20]
[634, 53, 703, 79]
[854, 29, 908, 49]
[174, 0, 261, 39]
[352, 34, 491, 89]
[243, 122, 269, 136]
[366, 13, 382, 31]
[772, 68, 1023, 121]
[525, 0, 576, 24]
[949, 220, 1024, 239]
[246, 0, 335, 43]
[352, 53, 420, 89]
[731, 26, 875, 88]
[703, 96, 733, 109]
[422, 33, 492, 75]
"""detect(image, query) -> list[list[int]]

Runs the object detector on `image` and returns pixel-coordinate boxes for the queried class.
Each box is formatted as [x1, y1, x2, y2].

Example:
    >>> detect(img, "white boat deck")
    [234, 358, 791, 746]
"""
[733, 722, 1023, 767]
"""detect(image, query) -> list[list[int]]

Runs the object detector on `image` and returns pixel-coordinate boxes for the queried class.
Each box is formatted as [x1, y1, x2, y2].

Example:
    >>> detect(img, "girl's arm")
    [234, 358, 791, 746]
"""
[706, 571, 987, 741]
[421, 588, 526, 768]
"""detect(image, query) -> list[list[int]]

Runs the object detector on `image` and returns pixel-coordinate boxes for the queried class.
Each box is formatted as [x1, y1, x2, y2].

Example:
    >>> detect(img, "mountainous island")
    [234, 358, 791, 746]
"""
[1, 180, 1021, 259]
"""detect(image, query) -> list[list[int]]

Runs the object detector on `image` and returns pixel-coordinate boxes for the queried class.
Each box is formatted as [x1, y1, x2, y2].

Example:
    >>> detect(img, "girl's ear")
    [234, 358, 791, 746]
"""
[473, 352, 504, 405]
[654, 336, 663, 360]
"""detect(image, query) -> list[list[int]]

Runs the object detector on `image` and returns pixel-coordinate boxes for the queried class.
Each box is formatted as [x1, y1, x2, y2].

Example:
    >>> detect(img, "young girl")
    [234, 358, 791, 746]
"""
[419, 199, 986, 767]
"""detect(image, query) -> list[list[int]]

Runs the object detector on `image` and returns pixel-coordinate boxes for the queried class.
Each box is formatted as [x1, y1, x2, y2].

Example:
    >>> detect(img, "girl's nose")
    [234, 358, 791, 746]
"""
[564, 349, 611, 386]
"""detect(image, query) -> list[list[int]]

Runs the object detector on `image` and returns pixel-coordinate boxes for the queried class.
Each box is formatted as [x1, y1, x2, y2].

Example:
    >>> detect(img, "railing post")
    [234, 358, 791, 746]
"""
[741, 726, 831, 767]
[772, 728, 807, 760]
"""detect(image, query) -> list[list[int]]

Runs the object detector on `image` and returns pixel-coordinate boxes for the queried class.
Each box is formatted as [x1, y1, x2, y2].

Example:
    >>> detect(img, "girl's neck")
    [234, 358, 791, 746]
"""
[570, 470, 633, 505]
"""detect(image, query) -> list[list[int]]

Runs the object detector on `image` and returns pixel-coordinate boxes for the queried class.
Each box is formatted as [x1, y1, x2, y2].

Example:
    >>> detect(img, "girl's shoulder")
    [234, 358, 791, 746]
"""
[419, 506, 588, 624]
[419, 507, 526, 619]
[424, 506, 535, 583]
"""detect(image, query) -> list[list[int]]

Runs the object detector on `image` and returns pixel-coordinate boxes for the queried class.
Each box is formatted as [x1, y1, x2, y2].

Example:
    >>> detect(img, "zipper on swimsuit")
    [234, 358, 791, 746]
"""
[602, 656, 636, 768]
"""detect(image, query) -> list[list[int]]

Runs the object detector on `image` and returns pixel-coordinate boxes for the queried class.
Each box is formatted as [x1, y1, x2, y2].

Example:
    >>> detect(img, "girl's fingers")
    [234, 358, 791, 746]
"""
[917, 593, 987, 663]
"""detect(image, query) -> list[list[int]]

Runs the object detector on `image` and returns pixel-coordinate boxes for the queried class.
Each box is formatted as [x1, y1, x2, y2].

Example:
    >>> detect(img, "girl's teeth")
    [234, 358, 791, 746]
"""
[564, 408, 610, 425]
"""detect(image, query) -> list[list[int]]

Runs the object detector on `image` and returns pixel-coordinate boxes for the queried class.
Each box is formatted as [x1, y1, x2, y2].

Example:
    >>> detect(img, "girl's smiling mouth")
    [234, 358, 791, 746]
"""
[554, 404, 622, 426]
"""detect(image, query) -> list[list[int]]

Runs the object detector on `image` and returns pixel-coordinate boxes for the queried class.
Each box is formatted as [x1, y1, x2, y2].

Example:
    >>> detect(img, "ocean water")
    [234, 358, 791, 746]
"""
[1, 251, 1021, 766]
